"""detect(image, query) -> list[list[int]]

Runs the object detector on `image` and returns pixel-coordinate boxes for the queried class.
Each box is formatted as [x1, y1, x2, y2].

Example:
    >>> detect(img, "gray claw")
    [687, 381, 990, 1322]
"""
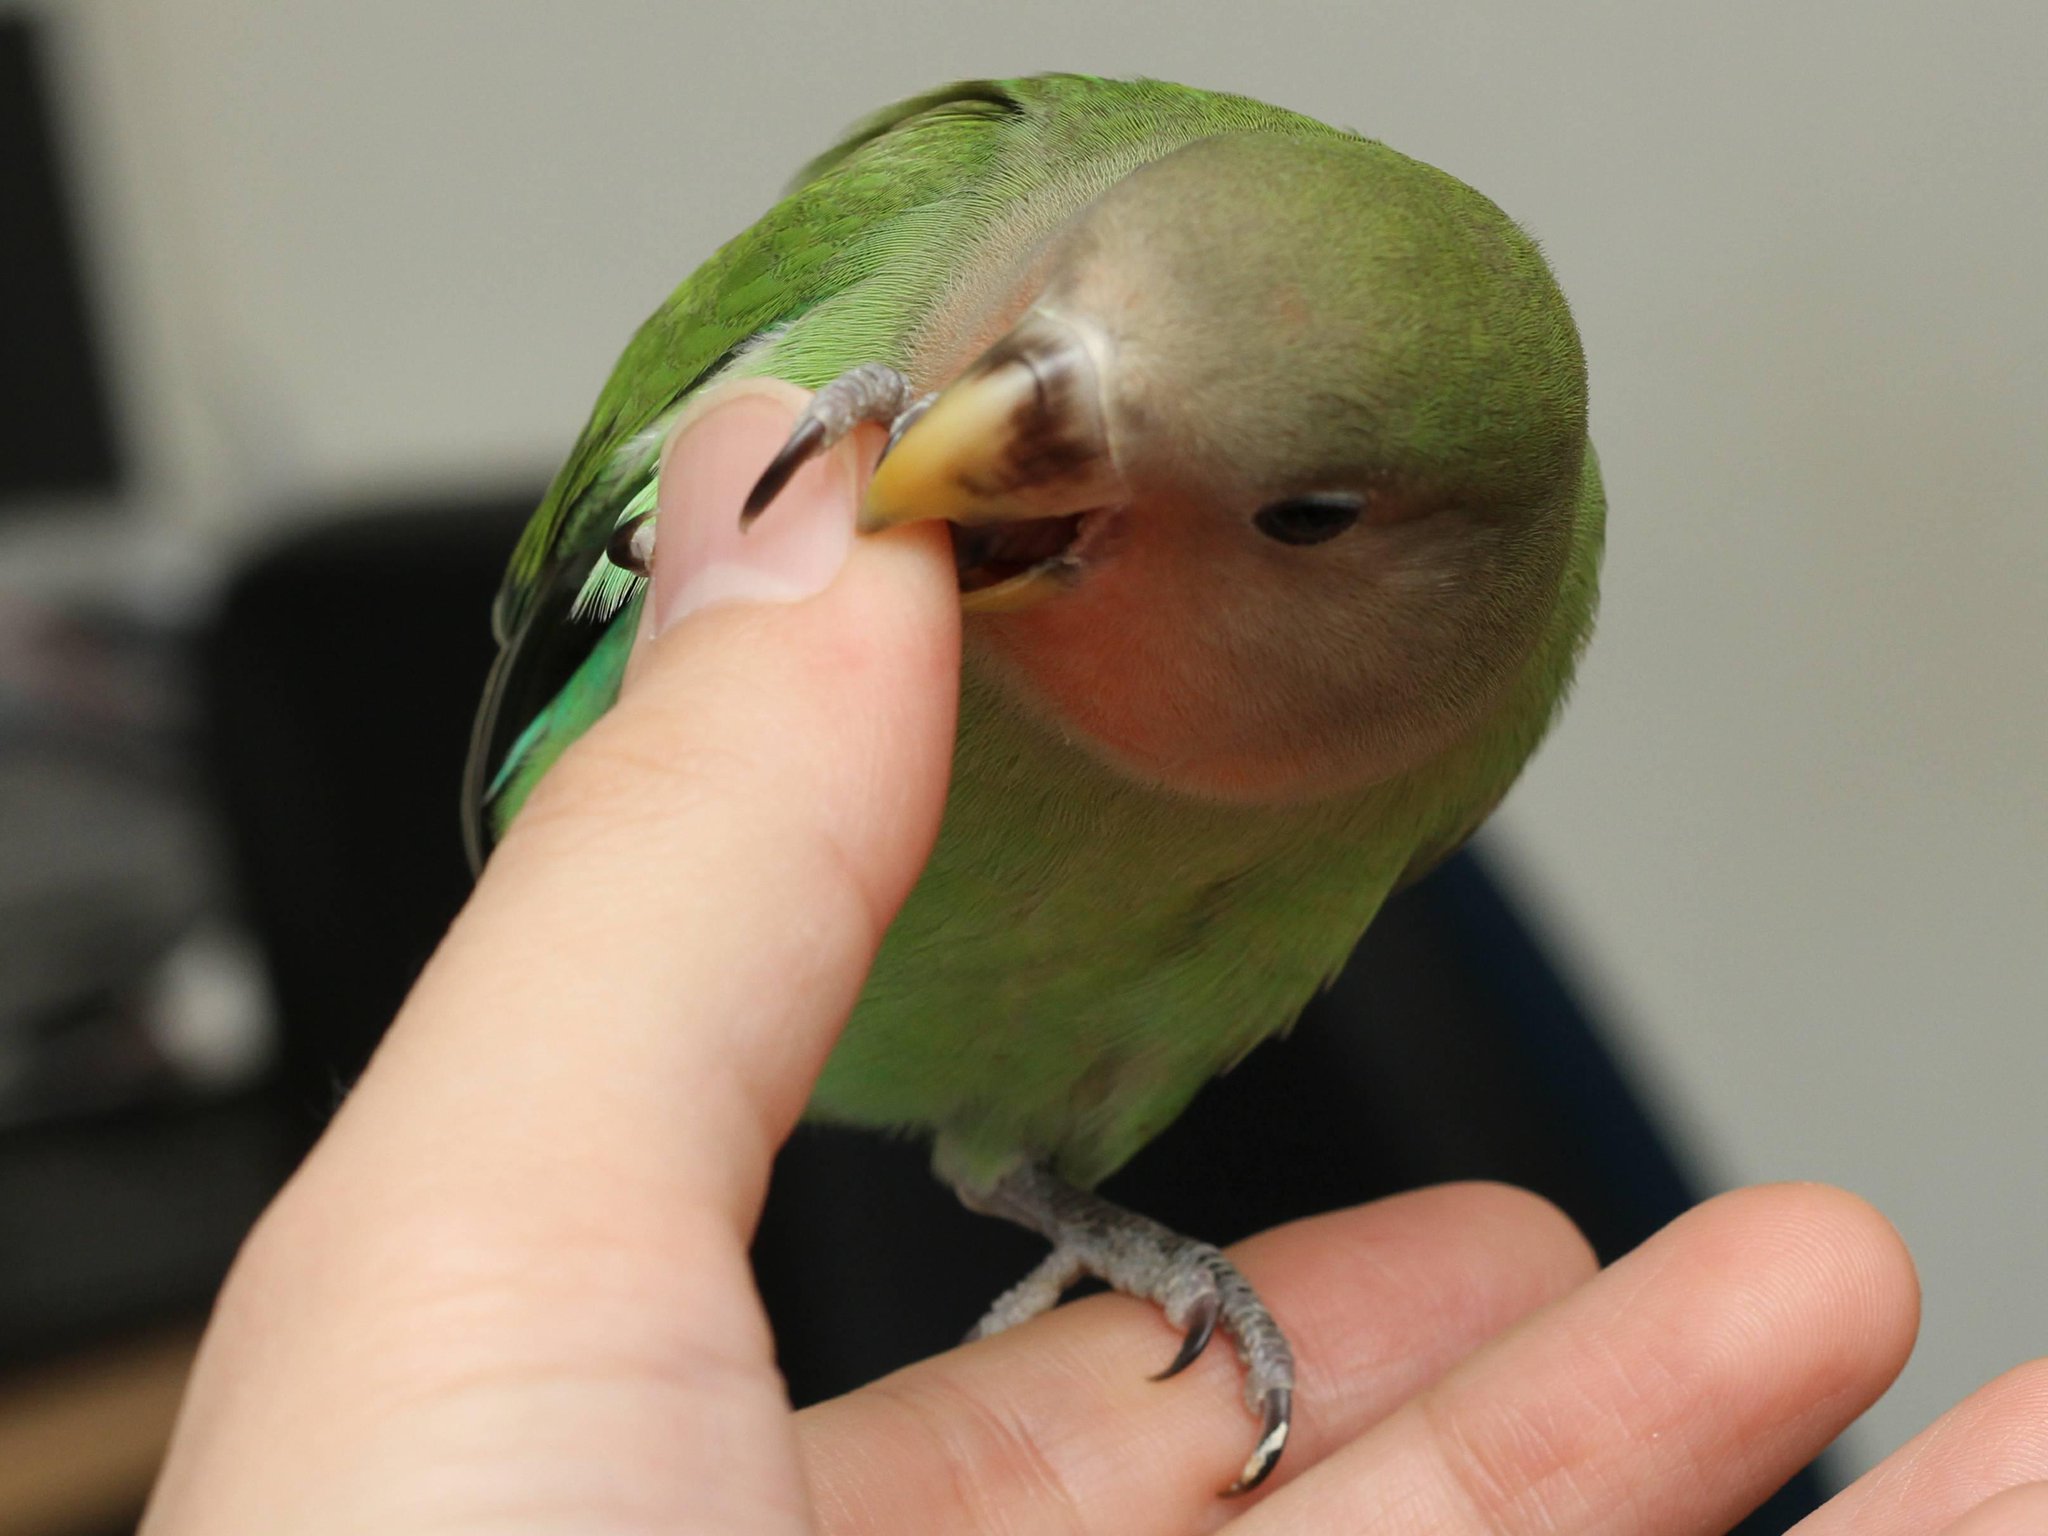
[738, 362, 918, 528]
[881, 391, 936, 459]
[740, 418, 825, 526]
[1151, 1292, 1220, 1381]
[606, 510, 657, 574]
[953, 1163, 1300, 1499]
[1224, 1387, 1291, 1497]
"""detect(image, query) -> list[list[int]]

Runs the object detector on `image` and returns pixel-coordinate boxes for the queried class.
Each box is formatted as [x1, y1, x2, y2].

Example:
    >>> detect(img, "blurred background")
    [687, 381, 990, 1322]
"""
[1, 1, 2042, 1530]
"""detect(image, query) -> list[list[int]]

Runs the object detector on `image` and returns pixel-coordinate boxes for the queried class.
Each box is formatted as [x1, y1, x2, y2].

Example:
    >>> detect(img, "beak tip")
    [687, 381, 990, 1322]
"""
[849, 311, 1115, 539]
[854, 453, 925, 535]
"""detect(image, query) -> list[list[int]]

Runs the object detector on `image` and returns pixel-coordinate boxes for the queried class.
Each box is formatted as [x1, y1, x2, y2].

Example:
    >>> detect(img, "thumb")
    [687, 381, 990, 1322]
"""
[142, 384, 959, 1534]
[364, 378, 960, 1230]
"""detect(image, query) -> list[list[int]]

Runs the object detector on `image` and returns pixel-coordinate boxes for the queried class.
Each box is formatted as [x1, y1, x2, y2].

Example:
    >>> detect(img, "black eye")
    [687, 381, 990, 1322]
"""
[1253, 492, 1364, 546]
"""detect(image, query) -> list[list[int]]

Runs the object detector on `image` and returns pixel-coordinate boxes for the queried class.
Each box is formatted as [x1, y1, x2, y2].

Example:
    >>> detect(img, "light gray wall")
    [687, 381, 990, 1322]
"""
[42, 0, 2048, 1474]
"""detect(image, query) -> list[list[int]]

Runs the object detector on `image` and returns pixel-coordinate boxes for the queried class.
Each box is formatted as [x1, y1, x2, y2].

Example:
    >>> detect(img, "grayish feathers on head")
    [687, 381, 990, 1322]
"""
[979, 134, 1592, 803]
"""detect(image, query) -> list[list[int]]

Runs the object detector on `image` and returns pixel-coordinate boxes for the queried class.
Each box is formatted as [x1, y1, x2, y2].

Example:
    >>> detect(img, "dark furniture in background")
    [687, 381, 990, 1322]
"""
[0, 14, 122, 502]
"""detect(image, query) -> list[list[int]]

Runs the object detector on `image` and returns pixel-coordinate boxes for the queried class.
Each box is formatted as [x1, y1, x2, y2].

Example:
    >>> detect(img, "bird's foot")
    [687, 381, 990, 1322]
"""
[604, 508, 659, 576]
[741, 363, 933, 526]
[955, 1162, 1295, 1497]
[599, 364, 929, 579]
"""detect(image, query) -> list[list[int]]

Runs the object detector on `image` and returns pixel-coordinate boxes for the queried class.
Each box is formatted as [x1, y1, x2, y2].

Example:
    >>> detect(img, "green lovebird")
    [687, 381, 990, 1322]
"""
[465, 73, 1601, 1493]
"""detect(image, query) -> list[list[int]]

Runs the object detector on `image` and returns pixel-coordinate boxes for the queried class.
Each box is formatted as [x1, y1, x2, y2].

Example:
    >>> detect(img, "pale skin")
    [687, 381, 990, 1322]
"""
[143, 386, 2048, 1534]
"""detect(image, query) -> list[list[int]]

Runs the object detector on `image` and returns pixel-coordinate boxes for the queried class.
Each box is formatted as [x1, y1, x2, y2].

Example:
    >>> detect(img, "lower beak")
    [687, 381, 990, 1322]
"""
[861, 309, 1121, 611]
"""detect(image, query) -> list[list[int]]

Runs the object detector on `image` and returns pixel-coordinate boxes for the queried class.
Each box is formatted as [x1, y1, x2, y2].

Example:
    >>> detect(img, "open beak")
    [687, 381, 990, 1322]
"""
[862, 310, 1122, 612]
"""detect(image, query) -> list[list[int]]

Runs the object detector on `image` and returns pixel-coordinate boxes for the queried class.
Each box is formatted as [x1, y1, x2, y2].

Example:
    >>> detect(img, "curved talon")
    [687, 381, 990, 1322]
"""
[606, 511, 656, 575]
[881, 392, 936, 460]
[1151, 1293, 1220, 1381]
[954, 1165, 1297, 1502]
[740, 362, 920, 528]
[1222, 1386, 1291, 1497]
[740, 417, 826, 527]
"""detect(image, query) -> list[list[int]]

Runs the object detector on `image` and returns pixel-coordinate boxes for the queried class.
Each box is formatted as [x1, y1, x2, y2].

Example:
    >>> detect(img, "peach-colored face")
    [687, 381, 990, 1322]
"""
[957, 277, 1576, 802]
[917, 135, 1588, 801]
[969, 478, 1563, 804]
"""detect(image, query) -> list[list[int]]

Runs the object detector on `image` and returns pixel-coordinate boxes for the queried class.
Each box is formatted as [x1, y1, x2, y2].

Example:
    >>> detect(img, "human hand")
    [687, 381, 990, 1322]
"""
[142, 385, 2048, 1534]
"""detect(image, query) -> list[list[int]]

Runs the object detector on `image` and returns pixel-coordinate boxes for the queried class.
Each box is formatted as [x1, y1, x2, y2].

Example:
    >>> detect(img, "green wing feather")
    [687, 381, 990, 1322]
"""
[461, 80, 1034, 865]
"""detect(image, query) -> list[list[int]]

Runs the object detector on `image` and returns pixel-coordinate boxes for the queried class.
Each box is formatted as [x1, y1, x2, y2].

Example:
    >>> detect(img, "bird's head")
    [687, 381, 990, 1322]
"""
[864, 133, 1590, 802]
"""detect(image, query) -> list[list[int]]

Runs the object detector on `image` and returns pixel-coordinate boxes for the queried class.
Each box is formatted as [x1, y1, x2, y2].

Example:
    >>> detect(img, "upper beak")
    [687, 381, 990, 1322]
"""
[861, 310, 1121, 609]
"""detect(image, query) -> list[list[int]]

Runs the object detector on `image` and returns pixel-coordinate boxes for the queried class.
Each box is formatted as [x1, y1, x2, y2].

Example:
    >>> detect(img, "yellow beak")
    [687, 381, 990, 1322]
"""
[861, 310, 1121, 611]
